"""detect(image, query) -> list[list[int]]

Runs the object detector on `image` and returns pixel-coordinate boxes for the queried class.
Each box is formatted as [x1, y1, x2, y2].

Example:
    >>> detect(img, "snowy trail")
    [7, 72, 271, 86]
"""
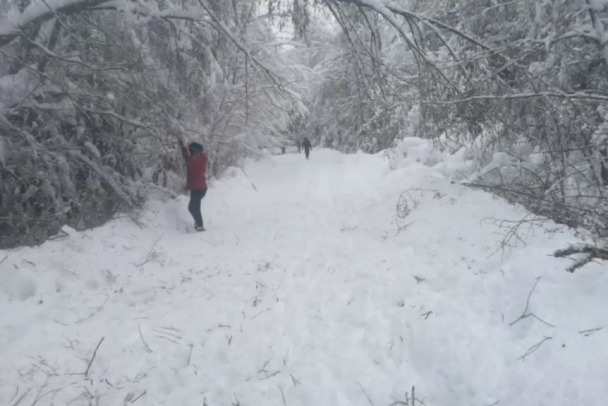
[1, 149, 608, 406]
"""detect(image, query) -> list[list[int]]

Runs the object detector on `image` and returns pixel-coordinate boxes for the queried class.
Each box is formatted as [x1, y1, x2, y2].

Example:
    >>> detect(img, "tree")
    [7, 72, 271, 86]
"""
[0, 0, 297, 248]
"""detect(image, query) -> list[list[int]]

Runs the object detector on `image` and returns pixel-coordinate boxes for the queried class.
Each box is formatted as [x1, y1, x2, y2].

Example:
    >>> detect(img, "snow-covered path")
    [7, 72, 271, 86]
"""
[1, 149, 608, 406]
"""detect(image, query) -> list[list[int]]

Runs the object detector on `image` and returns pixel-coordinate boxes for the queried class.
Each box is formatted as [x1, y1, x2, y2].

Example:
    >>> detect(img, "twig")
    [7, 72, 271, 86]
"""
[136, 238, 162, 267]
[357, 382, 374, 406]
[9, 386, 18, 403]
[249, 308, 272, 320]
[278, 384, 287, 406]
[283, 348, 290, 366]
[517, 336, 552, 361]
[29, 380, 56, 406]
[138, 324, 153, 353]
[54, 294, 109, 325]
[153, 327, 182, 339]
[201, 269, 222, 280]
[84, 337, 105, 378]
[494, 215, 536, 252]
[155, 335, 179, 344]
[128, 212, 145, 229]
[395, 220, 414, 235]
[11, 388, 31, 406]
[0, 255, 8, 265]
[240, 168, 258, 191]
[509, 277, 554, 327]
[579, 327, 603, 336]
[389, 386, 426, 406]
[131, 390, 147, 403]
[206, 323, 231, 333]
[259, 370, 281, 380]
[187, 343, 194, 365]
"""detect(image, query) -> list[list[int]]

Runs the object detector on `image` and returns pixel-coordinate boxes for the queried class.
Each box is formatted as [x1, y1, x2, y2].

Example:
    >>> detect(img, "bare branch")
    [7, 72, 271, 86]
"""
[517, 336, 552, 361]
[357, 382, 374, 406]
[138, 324, 153, 353]
[579, 327, 603, 336]
[510, 277, 555, 328]
[84, 337, 105, 378]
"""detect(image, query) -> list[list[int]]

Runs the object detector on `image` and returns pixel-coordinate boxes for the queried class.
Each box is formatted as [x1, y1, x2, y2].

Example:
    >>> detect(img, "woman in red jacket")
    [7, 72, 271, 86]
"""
[180, 140, 208, 231]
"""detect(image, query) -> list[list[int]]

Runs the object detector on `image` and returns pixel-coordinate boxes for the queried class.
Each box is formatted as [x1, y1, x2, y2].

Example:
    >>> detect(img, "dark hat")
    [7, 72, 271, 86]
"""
[188, 142, 204, 153]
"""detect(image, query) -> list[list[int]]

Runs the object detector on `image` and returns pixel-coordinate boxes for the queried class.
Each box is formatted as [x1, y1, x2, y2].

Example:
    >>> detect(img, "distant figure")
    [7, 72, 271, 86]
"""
[281, 146, 286, 154]
[296, 139, 302, 153]
[302, 137, 312, 160]
[180, 139, 208, 231]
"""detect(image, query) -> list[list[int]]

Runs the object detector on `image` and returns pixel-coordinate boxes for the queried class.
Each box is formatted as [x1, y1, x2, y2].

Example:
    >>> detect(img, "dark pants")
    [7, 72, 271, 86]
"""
[188, 189, 207, 227]
[304, 147, 310, 159]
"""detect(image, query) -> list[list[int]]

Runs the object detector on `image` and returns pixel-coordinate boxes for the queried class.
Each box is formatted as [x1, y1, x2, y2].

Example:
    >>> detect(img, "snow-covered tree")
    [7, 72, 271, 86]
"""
[0, 0, 298, 247]
[292, 0, 608, 236]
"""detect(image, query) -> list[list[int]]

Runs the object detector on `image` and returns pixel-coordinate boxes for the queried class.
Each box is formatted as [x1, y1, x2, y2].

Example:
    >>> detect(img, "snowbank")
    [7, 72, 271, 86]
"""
[388, 136, 474, 177]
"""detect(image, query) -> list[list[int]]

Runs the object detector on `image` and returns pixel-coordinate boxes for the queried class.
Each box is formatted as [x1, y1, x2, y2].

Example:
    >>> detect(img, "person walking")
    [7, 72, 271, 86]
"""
[302, 137, 312, 160]
[180, 139, 208, 231]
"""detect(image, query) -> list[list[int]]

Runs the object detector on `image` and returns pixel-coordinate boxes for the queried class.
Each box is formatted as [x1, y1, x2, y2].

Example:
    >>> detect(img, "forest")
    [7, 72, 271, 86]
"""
[2, 0, 608, 248]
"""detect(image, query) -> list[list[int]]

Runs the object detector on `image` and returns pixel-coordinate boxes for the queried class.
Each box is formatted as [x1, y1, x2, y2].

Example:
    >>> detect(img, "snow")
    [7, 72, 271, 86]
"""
[1, 148, 608, 405]
[0, 0, 106, 36]
[0, 69, 38, 113]
[589, 0, 608, 11]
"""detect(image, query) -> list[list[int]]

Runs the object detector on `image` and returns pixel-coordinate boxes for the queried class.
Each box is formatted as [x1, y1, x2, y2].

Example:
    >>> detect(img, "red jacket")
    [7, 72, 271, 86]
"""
[182, 147, 208, 190]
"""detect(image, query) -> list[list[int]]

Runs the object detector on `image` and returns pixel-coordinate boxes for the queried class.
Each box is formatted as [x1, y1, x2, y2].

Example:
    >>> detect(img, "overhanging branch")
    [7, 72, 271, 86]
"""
[423, 91, 608, 104]
[0, 0, 113, 47]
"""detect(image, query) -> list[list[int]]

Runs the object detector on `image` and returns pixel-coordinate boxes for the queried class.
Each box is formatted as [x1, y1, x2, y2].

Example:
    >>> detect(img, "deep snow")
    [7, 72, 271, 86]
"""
[1, 147, 607, 406]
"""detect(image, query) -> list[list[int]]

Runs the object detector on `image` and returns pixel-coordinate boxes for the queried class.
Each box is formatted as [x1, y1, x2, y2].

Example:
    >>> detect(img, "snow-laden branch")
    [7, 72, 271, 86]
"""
[86, 4, 210, 23]
[195, 0, 285, 89]
[0, 0, 113, 47]
[586, 0, 608, 66]
[329, 0, 460, 93]
[423, 91, 608, 104]
[330, 0, 424, 58]
[0, 0, 213, 48]
[382, 2, 492, 51]
[554, 244, 608, 272]
[333, 0, 492, 51]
